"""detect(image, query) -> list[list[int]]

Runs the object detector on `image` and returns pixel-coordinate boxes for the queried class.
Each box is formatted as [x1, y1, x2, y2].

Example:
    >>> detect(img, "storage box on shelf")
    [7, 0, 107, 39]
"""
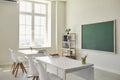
[62, 33, 76, 59]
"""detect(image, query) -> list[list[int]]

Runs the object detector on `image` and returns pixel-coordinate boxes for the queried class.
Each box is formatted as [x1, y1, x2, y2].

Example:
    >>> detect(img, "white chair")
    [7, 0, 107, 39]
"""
[9, 49, 27, 77]
[35, 62, 63, 80]
[27, 56, 39, 80]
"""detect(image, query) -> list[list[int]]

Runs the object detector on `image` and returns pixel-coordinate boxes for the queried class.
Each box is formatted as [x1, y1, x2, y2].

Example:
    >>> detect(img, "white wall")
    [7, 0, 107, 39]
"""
[66, 0, 120, 74]
[0, 2, 19, 65]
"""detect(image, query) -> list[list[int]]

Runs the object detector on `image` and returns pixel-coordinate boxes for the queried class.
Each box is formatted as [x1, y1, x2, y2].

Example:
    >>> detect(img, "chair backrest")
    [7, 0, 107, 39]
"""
[35, 62, 50, 80]
[9, 49, 19, 63]
[27, 56, 38, 76]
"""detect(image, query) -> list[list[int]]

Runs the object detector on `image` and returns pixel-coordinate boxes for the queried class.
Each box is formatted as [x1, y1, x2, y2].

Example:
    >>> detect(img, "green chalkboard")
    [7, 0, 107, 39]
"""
[82, 20, 115, 52]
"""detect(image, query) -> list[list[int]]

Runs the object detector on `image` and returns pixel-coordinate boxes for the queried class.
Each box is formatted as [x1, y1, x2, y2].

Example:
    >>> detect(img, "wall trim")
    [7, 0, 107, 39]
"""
[94, 66, 120, 75]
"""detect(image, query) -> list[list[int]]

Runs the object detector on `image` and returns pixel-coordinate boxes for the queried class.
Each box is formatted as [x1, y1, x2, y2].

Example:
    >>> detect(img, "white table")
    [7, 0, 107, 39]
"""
[35, 56, 94, 80]
[18, 50, 44, 57]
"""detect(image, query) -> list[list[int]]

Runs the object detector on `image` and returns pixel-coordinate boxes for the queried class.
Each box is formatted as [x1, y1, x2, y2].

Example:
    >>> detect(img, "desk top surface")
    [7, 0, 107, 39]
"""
[35, 56, 93, 71]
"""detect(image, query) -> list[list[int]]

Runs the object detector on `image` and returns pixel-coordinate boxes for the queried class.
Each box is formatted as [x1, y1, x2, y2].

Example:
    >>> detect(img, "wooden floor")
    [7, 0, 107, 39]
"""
[0, 65, 120, 80]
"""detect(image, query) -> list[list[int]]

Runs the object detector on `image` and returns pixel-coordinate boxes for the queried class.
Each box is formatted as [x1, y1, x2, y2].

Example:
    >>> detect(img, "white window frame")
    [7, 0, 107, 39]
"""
[19, 0, 51, 49]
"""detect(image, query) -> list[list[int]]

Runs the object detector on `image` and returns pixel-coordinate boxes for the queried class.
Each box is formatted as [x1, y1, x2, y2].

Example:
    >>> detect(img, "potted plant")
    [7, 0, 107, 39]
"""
[81, 54, 88, 64]
[65, 28, 71, 34]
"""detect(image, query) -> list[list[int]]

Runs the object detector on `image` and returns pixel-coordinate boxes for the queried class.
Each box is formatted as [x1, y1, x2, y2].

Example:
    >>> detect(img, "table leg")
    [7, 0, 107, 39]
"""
[45, 64, 47, 70]
[63, 70, 66, 80]
[57, 68, 58, 75]
[87, 67, 94, 80]
[73, 66, 94, 80]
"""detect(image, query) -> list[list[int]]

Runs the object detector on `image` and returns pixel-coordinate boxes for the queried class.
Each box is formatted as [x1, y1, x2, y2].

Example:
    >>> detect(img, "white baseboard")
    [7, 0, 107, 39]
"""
[94, 66, 120, 75]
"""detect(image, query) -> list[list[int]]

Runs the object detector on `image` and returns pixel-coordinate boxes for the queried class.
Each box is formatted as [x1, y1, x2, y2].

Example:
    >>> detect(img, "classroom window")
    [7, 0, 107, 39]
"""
[19, 0, 51, 48]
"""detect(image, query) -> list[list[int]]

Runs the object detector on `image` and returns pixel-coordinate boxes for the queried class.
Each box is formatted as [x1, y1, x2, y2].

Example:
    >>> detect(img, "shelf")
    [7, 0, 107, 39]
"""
[62, 41, 69, 43]
[62, 33, 76, 59]
[65, 56, 76, 59]
[69, 40, 75, 41]
[62, 47, 75, 49]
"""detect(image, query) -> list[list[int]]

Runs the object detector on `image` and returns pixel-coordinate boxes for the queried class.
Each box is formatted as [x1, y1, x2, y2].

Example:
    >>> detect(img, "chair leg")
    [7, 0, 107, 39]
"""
[13, 62, 16, 70]
[20, 63, 24, 73]
[15, 63, 20, 77]
[11, 62, 16, 74]
[32, 76, 35, 80]
[36, 76, 39, 80]
[20, 63, 27, 73]
[11, 62, 15, 70]
[12, 62, 27, 77]
[35, 76, 39, 80]
[12, 63, 19, 75]
[35, 76, 37, 80]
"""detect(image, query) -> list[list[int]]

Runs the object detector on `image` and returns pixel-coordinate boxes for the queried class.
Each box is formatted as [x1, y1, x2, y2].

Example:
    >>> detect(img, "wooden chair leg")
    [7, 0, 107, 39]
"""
[12, 63, 19, 75]
[21, 63, 27, 73]
[12, 63, 27, 77]
[20, 63, 24, 73]
[13, 62, 16, 70]
[11, 62, 16, 74]
[11, 62, 15, 69]
[32, 76, 35, 80]
[36, 76, 39, 80]
[35, 76, 37, 80]
[15, 63, 20, 77]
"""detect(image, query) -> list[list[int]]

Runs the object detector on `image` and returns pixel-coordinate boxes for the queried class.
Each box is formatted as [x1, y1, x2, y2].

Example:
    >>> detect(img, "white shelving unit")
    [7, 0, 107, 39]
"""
[62, 33, 76, 59]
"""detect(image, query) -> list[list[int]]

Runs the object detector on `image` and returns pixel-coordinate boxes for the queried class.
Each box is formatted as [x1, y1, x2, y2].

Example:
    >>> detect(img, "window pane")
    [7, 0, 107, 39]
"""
[26, 2, 32, 13]
[26, 26, 32, 35]
[34, 16, 46, 26]
[19, 0, 51, 48]
[34, 16, 46, 46]
[19, 34, 32, 46]
[19, 25, 26, 34]
[20, 36, 25, 42]
[20, 1, 26, 12]
[41, 4, 46, 14]
[20, 14, 25, 25]
[34, 37, 45, 46]
[34, 16, 40, 25]
[34, 25, 46, 47]
[41, 16, 46, 26]
[20, 1, 32, 13]
[34, 26, 45, 36]
[26, 35, 32, 42]
[20, 14, 32, 25]
[19, 35, 26, 45]
[26, 15, 32, 25]
[35, 29, 40, 35]
[34, 3, 46, 14]
[19, 25, 32, 47]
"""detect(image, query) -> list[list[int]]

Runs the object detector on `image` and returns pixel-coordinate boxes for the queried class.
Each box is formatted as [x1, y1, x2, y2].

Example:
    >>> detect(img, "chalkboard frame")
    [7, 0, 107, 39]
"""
[81, 20, 116, 53]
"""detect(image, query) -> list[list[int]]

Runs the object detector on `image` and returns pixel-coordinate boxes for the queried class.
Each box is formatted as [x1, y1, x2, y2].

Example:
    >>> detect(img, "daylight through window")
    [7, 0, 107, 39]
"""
[19, 0, 51, 48]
